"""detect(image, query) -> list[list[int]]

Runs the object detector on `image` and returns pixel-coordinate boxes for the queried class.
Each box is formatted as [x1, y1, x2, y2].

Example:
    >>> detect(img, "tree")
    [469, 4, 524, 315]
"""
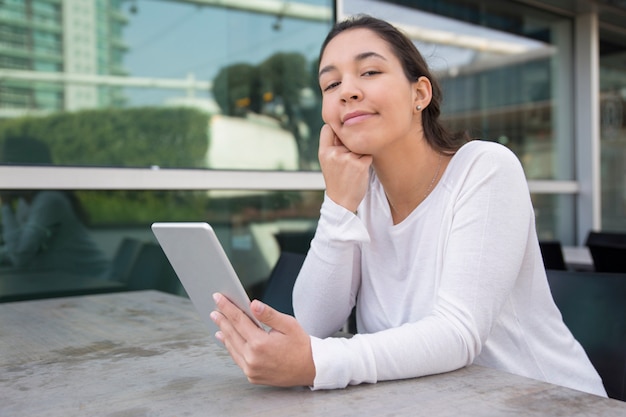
[212, 63, 262, 116]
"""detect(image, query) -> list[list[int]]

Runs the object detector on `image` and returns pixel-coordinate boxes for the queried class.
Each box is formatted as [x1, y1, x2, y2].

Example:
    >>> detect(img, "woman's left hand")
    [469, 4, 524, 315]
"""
[210, 293, 316, 387]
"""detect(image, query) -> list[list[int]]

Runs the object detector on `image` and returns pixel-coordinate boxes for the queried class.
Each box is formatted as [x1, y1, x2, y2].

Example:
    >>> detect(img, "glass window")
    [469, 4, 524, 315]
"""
[0, 0, 333, 302]
[0, 0, 26, 21]
[341, 0, 575, 241]
[599, 30, 626, 231]
[0, 188, 323, 302]
[0, 0, 333, 170]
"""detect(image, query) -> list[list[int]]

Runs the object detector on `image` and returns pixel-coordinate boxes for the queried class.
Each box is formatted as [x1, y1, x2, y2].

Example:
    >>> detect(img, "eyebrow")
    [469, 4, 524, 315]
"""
[318, 51, 387, 79]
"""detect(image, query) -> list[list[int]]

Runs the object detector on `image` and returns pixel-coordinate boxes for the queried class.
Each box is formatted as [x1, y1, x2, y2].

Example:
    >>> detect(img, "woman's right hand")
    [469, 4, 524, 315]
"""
[318, 124, 373, 213]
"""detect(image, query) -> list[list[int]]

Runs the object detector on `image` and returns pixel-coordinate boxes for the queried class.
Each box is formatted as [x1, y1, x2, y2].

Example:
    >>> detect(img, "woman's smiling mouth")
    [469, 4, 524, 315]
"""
[342, 111, 374, 126]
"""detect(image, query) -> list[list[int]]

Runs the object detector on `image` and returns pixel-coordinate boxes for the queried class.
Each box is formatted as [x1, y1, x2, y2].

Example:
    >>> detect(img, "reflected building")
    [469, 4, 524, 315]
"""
[0, 0, 128, 116]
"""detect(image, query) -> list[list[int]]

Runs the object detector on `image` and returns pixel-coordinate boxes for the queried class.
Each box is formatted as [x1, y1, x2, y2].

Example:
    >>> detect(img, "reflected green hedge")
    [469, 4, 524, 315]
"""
[76, 190, 209, 226]
[0, 106, 209, 168]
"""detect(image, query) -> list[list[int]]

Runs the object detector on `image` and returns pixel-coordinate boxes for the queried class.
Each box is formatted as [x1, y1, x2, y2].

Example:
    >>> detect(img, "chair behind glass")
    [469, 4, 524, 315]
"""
[585, 231, 626, 273]
[546, 269, 626, 400]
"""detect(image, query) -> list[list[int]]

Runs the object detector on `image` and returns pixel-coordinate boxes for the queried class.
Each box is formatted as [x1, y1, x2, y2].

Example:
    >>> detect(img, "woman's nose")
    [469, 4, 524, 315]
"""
[339, 78, 362, 102]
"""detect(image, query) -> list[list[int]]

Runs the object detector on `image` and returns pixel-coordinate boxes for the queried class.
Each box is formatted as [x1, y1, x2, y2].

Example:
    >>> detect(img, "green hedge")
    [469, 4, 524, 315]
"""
[0, 107, 209, 168]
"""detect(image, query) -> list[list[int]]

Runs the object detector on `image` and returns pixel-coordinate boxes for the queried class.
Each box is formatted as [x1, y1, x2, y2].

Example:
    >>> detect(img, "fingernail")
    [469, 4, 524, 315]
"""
[210, 311, 218, 322]
[212, 293, 220, 303]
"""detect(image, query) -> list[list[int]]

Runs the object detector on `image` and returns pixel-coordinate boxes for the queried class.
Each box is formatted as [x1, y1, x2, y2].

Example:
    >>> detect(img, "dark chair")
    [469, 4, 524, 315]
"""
[126, 243, 181, 294]
[261, 251, 306, 316]
[585, 231, 626, 273]
[107, 237, 144, 282]
[274, 230, 316, 255]
[539, 240, 567, 270]
[546, 269, 626, 401]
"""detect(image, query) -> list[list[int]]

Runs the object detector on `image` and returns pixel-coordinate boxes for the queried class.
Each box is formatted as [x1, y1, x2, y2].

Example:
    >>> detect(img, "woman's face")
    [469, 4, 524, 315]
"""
[318, 28, 419, 156]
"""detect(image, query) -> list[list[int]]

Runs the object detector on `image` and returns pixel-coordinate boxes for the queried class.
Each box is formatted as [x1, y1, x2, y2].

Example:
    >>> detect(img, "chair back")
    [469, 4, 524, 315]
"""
[126, 243, 180, 294]
[539, 240, 567, 270]
[261, 251, 306, 316]
[546, 269, 626, 400]
[274, 230, 315, 255]
[585, 231, 626, 273]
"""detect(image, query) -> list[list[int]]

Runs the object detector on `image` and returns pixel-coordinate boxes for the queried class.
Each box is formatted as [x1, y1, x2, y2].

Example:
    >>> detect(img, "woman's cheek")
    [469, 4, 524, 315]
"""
[320, 97, 340, 125]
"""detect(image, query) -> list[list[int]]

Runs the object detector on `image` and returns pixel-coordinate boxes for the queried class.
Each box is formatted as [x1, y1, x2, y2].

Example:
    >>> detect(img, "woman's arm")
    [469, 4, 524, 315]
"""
[308, 145, 535, 389]
[293, 195, 368, 337]
[293, 124, 372, 336]
[210, 124, 371, 387]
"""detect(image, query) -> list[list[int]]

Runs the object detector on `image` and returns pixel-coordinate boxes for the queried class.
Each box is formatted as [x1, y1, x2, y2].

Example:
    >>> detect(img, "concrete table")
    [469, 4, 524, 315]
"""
[1, 290, 624, 416]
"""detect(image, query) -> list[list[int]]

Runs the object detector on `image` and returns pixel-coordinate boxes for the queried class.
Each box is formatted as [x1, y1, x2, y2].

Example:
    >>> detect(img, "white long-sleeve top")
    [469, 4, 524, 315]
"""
[293, 140, 606, 396]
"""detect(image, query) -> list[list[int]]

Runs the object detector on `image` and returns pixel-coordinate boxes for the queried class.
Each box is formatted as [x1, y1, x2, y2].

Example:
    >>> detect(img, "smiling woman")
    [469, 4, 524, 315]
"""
[315, 17, 467, 221]
[210, 14, 608, 398]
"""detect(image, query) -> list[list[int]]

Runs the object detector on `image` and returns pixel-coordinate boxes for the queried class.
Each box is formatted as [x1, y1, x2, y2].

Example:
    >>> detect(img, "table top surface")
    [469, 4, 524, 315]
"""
[1, 290, 625, 417]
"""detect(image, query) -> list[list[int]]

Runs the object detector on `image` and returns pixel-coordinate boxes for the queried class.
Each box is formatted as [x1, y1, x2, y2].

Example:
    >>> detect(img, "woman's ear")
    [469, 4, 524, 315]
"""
[413, 76, 433, 112]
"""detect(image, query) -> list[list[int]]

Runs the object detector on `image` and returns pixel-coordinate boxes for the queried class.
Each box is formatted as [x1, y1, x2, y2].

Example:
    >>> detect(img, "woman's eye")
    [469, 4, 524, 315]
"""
[323, 81, 340, 92]
[362, 70, 381, 77]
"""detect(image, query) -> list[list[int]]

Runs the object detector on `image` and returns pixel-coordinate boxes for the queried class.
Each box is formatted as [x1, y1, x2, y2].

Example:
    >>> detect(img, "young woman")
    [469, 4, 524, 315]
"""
[211, 15, 606, 396]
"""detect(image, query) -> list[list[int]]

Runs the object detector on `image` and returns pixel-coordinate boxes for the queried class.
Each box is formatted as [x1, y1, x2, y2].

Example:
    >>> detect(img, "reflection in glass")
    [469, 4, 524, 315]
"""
[0, 186, 324, 301]
[0, 0, 333, 301]
[85, 188, 323, 296]
[341, 0, 575, 241]
[532, 193, 575, 242]
[0, 0, 333, 170]
[600, 33, 626, 231]
[0, 136, 110, 277]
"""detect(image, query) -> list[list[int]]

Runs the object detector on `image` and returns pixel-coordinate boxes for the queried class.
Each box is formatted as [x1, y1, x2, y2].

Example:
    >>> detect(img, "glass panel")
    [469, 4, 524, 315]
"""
[0, 189, 324, 302]
[0, 0, 333, 170]
[340, 0, 575, 242]
[599, 31, 626, 231]
[532, 193, 575, 242]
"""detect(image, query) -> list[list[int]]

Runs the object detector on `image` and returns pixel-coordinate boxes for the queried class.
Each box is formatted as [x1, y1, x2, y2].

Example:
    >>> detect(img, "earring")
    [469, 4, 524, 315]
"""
[416, 105, 422, 111]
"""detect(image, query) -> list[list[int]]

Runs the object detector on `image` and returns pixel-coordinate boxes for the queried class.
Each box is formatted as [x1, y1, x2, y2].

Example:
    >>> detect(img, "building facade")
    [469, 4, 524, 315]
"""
[0, 0, 127, 115]
[0, 0, 624, 290]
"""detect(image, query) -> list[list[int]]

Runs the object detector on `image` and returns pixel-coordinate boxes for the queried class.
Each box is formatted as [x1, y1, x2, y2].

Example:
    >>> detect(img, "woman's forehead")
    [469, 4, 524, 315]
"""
[320, 28, 392, 66]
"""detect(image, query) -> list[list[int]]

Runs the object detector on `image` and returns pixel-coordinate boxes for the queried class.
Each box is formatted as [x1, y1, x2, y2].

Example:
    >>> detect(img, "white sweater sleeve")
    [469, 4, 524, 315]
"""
[300, 145, 537, 390]
[293, 194, 369, 338]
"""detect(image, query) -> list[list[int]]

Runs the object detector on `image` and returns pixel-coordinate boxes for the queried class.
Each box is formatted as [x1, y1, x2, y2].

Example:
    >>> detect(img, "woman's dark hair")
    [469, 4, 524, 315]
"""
[319, 15, 470, 153]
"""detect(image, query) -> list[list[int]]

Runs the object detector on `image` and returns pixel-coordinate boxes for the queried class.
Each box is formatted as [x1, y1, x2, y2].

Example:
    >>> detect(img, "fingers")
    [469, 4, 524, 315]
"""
[318, 124, 336, 151]
[211, 294, 257, 369]
[211, 293, 315, 387]
[210, 294, 246, 342]
[212, 293, 264, 338]
[250, 299, 298, 335]
[319, 124, 352, 153]
[318, 124, 372, 213]
[211, 309, 248, 373]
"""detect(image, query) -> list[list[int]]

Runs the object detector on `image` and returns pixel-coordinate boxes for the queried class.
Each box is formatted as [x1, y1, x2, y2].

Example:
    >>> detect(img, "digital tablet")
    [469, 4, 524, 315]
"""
[151, 222, 264, 339]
